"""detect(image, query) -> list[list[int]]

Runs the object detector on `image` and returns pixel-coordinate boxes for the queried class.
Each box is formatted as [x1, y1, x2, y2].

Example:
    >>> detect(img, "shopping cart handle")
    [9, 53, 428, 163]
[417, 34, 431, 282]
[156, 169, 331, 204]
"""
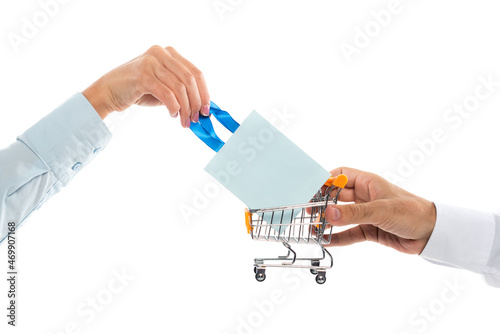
[333, 174, 348, 188]
[324, 174, 348, 188]
[245, 208, 253, 234]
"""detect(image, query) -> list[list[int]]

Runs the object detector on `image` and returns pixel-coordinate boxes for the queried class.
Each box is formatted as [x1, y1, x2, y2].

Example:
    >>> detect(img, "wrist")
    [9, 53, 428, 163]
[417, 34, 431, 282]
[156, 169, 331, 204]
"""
[82, 79, 114, 120]
[418, 199, 437, 253]
[425, 200, 437, 231]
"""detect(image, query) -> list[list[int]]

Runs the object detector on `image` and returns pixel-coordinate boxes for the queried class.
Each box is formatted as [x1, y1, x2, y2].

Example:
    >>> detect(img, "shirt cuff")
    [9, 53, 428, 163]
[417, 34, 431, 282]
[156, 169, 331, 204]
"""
[17, 93, 112, 186]
[420, 202, 496, 274]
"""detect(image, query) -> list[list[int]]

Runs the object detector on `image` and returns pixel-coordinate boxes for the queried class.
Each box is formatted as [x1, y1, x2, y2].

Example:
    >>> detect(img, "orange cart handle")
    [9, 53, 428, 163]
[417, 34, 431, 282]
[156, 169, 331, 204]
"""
[324, 174, 348, 188]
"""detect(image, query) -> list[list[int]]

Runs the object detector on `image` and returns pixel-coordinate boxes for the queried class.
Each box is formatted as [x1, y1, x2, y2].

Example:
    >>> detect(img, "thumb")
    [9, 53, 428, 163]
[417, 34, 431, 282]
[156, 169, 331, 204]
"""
[325, 201, 388, 227]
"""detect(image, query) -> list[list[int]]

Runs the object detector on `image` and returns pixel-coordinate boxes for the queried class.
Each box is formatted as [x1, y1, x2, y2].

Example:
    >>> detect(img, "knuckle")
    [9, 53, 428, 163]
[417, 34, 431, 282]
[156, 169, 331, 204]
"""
[139, 54, 156, 71]
[348, 227, 359, 241]
[349, 204, 363, 219]
[183, 73, 196, 87]
[192, 67, 204, 81]
[167, 100, 180, 113]
[165, 89, 175, 98]
[163, 89, 175, 101]
[146, 45, 163, 55]
[172, 81, 186, 94]
[346, 203, 370, 222]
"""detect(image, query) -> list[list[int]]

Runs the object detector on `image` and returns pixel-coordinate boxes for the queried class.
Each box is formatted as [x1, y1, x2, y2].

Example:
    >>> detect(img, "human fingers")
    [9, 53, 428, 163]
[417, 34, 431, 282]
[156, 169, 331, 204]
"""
[324, 201, 391, 228]
[136, 60, 181, 118]
[322, 224, 427, 254]
[166, 46, 211, 117]
[159, 46, 202, 122]
[329, 167, 366, 189]
[143, 46, 197, 126]
[154, 64, 192, 126]
[322, 225, 377, 247]
[329, 167, 400, 202]
[326, 198, 436, 242]
[330, 188, 355, 202]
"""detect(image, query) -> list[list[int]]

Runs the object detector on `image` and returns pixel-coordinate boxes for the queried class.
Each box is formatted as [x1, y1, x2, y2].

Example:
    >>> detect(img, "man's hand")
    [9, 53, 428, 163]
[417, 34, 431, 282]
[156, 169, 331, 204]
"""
[324, 167, 436, 255]
[82, 45, 210, 128]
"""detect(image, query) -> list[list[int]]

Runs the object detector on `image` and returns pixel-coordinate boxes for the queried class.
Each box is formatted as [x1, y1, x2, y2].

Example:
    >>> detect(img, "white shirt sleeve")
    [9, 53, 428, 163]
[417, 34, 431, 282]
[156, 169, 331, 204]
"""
[0, 93, 112, 244]
[420, 202, 500, 287]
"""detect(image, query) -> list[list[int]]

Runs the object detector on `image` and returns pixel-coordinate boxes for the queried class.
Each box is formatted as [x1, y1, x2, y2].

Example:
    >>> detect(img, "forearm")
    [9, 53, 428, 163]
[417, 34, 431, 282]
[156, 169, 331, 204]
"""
[0, 93, 112, 243]
[0, 157, 62, 243]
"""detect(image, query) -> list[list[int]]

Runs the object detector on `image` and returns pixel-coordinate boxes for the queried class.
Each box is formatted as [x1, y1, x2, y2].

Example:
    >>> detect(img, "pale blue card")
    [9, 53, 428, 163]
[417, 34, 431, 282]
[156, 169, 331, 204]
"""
[205, 111, 331, 230]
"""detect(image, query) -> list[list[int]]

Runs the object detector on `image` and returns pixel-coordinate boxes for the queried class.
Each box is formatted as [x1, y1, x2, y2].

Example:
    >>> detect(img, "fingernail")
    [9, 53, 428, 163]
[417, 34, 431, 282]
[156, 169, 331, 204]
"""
[330, 207, 341, 221]
[172, 112, 178, 118]
[184, 117, 191, 128]
[192, 112, 199, 123]
[201, 104, 210, 116]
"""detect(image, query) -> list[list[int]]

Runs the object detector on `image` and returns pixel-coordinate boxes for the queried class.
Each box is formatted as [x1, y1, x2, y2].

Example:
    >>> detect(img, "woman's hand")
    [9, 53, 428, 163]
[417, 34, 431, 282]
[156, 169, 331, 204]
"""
[324, 167, 436, 255]
[82, 45, 210, 128]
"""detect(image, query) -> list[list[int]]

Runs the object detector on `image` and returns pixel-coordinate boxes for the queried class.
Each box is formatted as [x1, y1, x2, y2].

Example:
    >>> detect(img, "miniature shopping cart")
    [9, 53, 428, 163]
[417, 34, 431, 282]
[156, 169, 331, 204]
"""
[244, 174, 348, 284]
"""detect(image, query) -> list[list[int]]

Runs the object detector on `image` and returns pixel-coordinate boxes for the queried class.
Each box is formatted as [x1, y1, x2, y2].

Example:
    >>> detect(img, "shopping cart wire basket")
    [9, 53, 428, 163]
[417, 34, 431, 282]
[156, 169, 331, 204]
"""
[245, 174, 348, 284]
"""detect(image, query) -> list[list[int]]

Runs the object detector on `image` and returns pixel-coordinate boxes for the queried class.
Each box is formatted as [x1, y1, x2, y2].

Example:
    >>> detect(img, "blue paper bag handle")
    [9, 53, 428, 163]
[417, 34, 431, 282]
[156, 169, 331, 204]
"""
[190, 101, 240, 152]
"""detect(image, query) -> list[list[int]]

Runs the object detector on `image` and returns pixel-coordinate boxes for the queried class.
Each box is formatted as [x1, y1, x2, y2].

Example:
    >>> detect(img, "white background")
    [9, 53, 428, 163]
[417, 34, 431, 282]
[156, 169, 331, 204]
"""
[1, 0, 500, 333]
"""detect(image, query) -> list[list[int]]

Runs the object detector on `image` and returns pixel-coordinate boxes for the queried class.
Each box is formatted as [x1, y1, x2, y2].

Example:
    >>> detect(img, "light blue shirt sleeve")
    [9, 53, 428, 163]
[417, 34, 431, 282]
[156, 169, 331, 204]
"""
[0, 93, 112, 243]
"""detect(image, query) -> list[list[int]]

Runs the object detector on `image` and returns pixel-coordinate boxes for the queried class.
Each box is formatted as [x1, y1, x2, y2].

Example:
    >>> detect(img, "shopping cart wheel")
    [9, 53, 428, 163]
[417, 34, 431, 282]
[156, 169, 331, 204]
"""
[255, 272, 266, 282]
[310, 261, 320, 275]
[255, 268, 266, 282]
[316, 272, 326, 284]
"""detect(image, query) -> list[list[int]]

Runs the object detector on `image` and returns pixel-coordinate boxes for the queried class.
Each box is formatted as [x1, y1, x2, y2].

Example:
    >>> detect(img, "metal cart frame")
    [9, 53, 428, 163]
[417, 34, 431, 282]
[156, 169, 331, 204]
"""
[245, 174, 348, 284]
